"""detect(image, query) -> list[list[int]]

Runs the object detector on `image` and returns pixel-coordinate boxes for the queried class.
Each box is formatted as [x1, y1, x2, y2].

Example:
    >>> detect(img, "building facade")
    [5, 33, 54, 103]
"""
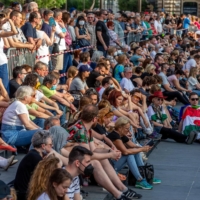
[152, 0, 200, 17]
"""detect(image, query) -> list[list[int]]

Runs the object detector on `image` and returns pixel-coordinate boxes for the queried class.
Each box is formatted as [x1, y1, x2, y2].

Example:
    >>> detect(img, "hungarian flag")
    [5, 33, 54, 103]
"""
[182, 106, 200, 136]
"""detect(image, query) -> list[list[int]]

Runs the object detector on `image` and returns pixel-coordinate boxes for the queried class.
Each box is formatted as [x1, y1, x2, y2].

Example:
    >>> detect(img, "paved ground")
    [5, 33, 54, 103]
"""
[1, 140, 199, 200]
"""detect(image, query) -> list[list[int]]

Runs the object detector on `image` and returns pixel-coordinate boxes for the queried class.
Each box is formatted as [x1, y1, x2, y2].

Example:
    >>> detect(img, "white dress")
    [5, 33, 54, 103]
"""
[36, 30, 49, 65]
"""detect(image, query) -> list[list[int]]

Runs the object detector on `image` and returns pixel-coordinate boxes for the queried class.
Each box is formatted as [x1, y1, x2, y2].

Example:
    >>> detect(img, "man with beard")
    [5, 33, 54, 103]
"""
[67, 105, 142, 200]
[86, 62, 107, 88]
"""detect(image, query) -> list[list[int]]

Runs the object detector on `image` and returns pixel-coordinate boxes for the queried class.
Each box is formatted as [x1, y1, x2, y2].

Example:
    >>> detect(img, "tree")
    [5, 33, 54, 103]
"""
[35, 0, 66, 9]
[118, 0, 147, 12]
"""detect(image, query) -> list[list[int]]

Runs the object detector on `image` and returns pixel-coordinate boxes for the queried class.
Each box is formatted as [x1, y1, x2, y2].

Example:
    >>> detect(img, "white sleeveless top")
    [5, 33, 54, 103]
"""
[36, 30, 49, 65]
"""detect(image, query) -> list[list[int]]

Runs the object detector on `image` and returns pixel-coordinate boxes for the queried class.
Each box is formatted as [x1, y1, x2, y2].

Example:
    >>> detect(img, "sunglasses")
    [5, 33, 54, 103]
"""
[157, 98, 164, 101]
[191, 98, 199, 101]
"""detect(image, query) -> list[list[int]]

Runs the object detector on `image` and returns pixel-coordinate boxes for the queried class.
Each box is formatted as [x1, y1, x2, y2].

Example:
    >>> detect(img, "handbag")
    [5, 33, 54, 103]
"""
[78, 38, 90, 47]
[65, 29, 72, 46]
[139, 163, 154, 184]
[52, 38, 61, 54]
[128, 163, 154, 185]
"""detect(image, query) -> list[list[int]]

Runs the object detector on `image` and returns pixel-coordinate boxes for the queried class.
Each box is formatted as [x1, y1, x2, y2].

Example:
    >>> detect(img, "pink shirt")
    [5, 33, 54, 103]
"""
[167, 75, 177, 87]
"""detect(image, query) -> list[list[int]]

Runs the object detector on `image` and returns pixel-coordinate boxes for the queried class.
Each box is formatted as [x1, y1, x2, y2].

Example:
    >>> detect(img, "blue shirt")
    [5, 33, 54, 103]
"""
[130, 54, 141, 66]
[41, 22, 51, 38]
[21, 22, 37, 39]
[183, 18, 190, 29]
[114, 64, 124, 83]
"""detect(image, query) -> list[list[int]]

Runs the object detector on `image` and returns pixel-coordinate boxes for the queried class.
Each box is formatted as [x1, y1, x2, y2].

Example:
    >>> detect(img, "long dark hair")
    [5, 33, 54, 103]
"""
[76, 16, 86, 28]
[46, 168, 72, 200]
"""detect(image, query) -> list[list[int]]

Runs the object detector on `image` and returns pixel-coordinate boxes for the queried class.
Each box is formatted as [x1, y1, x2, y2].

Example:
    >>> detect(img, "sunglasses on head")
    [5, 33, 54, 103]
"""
[190, 98, 199, 101]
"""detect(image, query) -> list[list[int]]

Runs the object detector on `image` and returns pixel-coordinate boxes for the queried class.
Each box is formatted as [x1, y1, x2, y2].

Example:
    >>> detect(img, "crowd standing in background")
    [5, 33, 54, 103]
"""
[0, 1, 200, 200]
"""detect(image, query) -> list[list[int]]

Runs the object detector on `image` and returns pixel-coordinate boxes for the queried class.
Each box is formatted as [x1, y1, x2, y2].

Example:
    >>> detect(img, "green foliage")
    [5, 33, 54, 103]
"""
[118, 0, 147, 12]
[68, 0, 98, 11]
[35, 0, 66, 9]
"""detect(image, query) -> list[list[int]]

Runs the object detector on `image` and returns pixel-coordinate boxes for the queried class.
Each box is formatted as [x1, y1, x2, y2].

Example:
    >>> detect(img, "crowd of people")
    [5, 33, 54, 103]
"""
[0, 1, 200, 200]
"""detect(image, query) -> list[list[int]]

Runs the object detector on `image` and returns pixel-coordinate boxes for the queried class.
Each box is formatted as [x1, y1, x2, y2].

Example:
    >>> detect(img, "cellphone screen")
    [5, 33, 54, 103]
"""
[49, 17, 56, 27]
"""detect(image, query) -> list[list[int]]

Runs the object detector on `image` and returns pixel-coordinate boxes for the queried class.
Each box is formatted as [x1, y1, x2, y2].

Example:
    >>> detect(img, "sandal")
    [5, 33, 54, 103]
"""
[117, 173, 127, 181]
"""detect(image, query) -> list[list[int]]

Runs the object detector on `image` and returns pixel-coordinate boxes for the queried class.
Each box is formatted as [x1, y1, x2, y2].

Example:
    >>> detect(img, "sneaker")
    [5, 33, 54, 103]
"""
[116, 194, 133, 200]
[123, 188, 142, 199]
[10, 159, 18, 166]
[135, 179, 153, 190]
[152, 178, 161, 184]
[4, 155, 15, 171]
[186, 131, 197, 144]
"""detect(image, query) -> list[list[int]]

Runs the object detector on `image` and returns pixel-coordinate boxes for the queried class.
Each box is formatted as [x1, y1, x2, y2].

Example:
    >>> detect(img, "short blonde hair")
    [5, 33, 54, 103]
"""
[145, 64, 156, 74]
[15, 86, 33, 100]
[115, 116, 130, 130]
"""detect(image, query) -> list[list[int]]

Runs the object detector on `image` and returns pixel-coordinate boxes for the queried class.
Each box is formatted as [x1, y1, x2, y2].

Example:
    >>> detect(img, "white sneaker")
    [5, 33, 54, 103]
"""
[4, 155, 15, 171]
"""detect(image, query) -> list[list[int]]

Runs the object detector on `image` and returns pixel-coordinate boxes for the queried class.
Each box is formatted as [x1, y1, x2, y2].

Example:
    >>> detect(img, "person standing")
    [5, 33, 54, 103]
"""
[96, 9, 110, 57]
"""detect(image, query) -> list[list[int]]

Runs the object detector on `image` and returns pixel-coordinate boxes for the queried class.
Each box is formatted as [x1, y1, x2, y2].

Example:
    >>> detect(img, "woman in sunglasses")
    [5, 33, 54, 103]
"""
[147, 91, 197, 144]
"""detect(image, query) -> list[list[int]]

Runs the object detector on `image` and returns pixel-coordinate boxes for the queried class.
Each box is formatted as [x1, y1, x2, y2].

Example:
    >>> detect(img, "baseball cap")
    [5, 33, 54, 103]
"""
[79, 64, 92, 72]
[0, 180, 10, 198]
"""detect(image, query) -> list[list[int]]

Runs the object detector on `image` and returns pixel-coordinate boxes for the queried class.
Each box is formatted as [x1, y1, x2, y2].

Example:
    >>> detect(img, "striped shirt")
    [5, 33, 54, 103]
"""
[66, 176, 80, 200]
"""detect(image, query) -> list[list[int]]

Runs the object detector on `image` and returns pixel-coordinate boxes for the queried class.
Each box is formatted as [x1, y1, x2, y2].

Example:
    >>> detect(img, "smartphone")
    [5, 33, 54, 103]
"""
[49, 17, 56, 27]
[146, 139, 154, 147]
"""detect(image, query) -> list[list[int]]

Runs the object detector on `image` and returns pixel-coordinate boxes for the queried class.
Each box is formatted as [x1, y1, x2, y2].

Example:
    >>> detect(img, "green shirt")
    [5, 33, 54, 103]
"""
[144, 21, 152, 37]
[67, 120, 94, 144]
[26, 103, 39, 120]
[39, 85, 56, 98]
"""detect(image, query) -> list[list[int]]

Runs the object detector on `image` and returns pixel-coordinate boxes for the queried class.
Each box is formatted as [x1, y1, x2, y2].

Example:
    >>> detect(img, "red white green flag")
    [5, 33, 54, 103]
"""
[182, 106, 200, 136]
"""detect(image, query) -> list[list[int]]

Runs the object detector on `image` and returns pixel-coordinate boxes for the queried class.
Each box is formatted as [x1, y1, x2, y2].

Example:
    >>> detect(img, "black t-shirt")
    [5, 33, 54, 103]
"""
[177, 18, 183, 30]
[96, 20, 110, 47]
[73, 59, 79, 67]
[92, 123, 108, 135]
[9, 79, 20, 98]
[107, 131, 129, 144]
[141, 72, 151, 79]
[14, 149, 42, 194]
[86, 70, 101, 88]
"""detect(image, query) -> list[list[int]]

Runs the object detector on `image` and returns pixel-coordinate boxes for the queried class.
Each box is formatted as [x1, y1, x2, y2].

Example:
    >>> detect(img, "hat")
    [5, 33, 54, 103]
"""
[149, 91, 167, 103]
[79, 64, 92, 72]
[0, 180, 10, 198]
[69, 7, 76, 13]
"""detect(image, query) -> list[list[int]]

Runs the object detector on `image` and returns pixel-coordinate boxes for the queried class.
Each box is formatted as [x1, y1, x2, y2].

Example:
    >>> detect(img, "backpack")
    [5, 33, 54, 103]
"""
[65, 29, 72, 46]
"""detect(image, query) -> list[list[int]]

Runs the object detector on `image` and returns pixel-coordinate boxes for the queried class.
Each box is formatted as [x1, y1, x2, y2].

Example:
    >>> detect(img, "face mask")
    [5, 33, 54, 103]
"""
[158, 84, 161, 87]
[35, 82, 40, 89]
[179, 77, 182, 80]
[42, 148, 48, 157]
[79, 20, 85, 26]
[22, 75, 26, 82]
[146, 88, 150, 92]
[110, 84, 115, 88]
[104, 20, 107, 23]
[50, 85, 57, 90]
[79, 162, 94, 176]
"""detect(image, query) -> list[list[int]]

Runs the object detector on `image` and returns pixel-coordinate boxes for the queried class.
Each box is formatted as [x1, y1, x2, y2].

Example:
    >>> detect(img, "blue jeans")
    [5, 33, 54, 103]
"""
[48, 46, 53, 72]
[32, 118, 45, 129]
[97, 45, 107, 57]
[59, 52, 72, 84]
[1, 123, 40, 146]
[0, 63, 9, 92]
[176, 30, 182, 37]
[51, 101, 66, 126]
[111, 153, 144, 180]
[192, 90, 200, 96]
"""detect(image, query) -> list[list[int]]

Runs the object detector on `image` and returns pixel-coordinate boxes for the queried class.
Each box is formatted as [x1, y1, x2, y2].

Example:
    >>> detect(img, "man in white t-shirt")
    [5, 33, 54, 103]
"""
[120, 67, 134, 93]
[183, 54, 200, 72]
[98, 76, 114, 100]
[52, 10, 66, 71]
